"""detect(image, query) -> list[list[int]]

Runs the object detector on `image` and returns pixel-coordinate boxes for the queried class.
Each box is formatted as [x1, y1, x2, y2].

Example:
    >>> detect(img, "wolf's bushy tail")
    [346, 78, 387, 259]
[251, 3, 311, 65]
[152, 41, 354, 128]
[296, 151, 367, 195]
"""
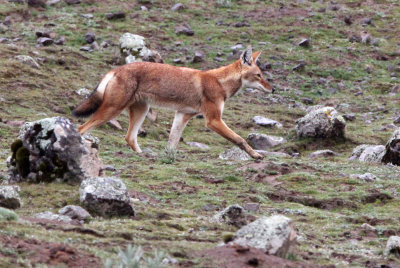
[72, 89, 102, 117]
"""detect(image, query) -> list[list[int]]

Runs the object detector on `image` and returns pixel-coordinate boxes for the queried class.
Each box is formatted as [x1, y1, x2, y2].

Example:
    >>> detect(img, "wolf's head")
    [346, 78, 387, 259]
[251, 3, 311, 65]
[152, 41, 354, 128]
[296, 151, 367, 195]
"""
[239, 46, 275, 93]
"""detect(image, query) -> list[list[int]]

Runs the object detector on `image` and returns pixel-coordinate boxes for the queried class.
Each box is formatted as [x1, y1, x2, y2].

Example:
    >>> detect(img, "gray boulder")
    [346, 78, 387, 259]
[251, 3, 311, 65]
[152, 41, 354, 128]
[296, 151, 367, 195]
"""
[0, 185, 21, 209]
[247, 133, 286, 150]
[384, 236, 400, 257]
[232, 215, 297, 257]
[219, 147, 250, 161]
[308, 149, 338, 159]
[8, 117, 103, 183]
[349, 144, 385, 163]
[35, 211, 73, 223]
[382, 128, 400, 165]
[119, 33, 162, 64]
[253, 116, 282, 128]
[212, 204, 246, 227]
[296, 106, 346, 138]
[79, 177, 135, 218]
[58, 205, 91, 221]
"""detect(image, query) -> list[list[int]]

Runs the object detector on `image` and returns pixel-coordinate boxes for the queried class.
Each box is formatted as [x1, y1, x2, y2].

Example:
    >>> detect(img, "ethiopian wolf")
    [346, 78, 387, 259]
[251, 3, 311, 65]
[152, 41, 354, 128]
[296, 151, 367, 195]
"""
[72, 46, 274, 159]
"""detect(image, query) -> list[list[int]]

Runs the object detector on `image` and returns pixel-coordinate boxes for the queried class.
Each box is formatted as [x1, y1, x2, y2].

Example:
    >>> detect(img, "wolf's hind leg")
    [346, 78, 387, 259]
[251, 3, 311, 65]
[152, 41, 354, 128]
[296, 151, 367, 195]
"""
[125, 102, 149, 153]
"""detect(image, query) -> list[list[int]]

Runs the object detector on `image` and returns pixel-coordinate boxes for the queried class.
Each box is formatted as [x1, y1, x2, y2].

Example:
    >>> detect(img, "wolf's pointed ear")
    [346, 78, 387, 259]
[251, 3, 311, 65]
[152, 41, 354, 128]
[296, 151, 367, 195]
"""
[252, 51, 262, 62]
[240, 45, 253, 66]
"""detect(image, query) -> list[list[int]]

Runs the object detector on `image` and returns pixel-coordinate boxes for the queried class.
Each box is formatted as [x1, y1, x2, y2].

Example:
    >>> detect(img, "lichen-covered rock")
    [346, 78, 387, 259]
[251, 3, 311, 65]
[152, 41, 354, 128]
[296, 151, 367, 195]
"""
[384, 236, 400, 257]
[212, 204, 247, 227]
[79, 177, 135, 218]
[349, 144, 385, 163]
[247, 133, 286, 150]
[0, 185, 21, 209]
[58, 205, 91, 221]
[35, 211, 73, 223]
[382, 128, 400, 165]
[8, 117, 103, 183]
[119, 33, 162, 64]
[219, 147, 251, 161]
[15, 55, 40, 69]
[296, 106, 346, 138]
[232, 215, 296, 257]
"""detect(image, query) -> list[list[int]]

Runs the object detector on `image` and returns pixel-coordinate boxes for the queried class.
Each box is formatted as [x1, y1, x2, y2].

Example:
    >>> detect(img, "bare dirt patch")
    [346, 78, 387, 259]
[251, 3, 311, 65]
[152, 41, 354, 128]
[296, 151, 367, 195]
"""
[0, 235, 100, 267]
[194, 244, 323, 268]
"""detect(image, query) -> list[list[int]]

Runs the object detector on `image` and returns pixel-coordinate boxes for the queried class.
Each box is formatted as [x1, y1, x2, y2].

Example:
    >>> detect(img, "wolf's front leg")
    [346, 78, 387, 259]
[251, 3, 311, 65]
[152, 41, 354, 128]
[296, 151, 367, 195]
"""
[167, 112, 196, 150]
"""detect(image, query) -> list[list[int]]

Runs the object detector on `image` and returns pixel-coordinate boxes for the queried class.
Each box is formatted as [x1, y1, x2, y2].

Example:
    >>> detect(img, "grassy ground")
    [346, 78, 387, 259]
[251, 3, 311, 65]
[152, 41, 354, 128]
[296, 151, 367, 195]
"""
[0, 0, 400, 267]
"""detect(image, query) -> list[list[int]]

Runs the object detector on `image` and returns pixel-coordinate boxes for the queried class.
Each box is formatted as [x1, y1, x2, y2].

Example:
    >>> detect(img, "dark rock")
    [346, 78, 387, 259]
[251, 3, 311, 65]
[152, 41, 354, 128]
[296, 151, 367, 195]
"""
[301, 97, 313, 104]
[292, 62, 305, 72]
[36, 30, 55, 38]
[192, 51, 204, 63]
[298, 38, 310, 47]
[27, 0, 46, 7]
[171, 3, 184, 11]
[382, 128, 400, 165]
[175, 23, 194, 36]
[8, 117, 103, 183]
[79, 177, 135, 218]
[344, 16, 352, 25]
[258, 62, 272, 71]
[234, 21, 250, 27]
[85, 32, 95, 44]
[64, 0, 80, 4]
[106, 11, 126, 20]
[37, 37, 53, 46]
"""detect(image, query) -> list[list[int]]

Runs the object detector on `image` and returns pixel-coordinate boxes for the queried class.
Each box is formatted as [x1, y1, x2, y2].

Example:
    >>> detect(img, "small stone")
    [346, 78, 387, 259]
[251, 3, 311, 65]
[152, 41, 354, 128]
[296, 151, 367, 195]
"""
[192, 51, 204, 63]
[344, 16, 352, 25]
[384, 236, 400, 257]
[75, 88, 91, 96]
[0, 186, 21, 209]
[58, 205, 91, 221]
[243, 203, 259, 212]
[80, 46, 91, 52]
[85, 32, 95, 44]
[350, 173, 378, 182]
[3, 16, 12, 26]
[258, 62, 272, 71]
[214, 57, 224, 62]
[212, 204, 247, 227]
[171, 3, 184, 11]
[301, 97, 313, 104]
[140, 6, 148, 11]
[361, 17, 374, 27]
[292, 62, 305, 71]
[54, 36, 65, 45]
[27, 0, 46, 7]
[64, 0, 80, 4]
[298, 38, 310, 47]
[253, 116, 282, 128]
[247, 133, 286, 150]
[175, 23, 194, 36]
[15, 55, 40, 69]
[81, 13, 93, 19]
[90, 41, 99, 50]
[361, 31, 371, 44]
[361, 223, 376, 231]
[173, 58, 183, 64]
[47, 0, 60, 5]
[106, 11, 126, 20]
[308, 149, 339, 158]
[233, 21, 250, 27]
[35, 211, 72, 223]
[186, 142, 209, 150]
[37, 37, 53, 46]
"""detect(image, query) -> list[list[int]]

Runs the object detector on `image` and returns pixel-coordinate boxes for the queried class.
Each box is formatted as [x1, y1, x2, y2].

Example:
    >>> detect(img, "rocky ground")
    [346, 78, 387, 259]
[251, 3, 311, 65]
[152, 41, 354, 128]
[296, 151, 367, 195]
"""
[1, 0, 400, 267]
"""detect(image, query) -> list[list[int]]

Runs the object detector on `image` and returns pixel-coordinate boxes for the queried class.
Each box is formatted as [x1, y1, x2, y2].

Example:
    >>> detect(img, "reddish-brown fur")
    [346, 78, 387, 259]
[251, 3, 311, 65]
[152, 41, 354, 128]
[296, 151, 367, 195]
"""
[73, 47, 273, 159]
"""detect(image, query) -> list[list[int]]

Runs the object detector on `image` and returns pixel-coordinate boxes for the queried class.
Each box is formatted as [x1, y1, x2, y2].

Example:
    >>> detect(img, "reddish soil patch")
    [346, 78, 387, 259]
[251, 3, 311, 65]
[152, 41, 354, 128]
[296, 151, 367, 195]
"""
[193, 244, 324, 268]
[266, 189, 357, 210]
[0, 235, 100, 267]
